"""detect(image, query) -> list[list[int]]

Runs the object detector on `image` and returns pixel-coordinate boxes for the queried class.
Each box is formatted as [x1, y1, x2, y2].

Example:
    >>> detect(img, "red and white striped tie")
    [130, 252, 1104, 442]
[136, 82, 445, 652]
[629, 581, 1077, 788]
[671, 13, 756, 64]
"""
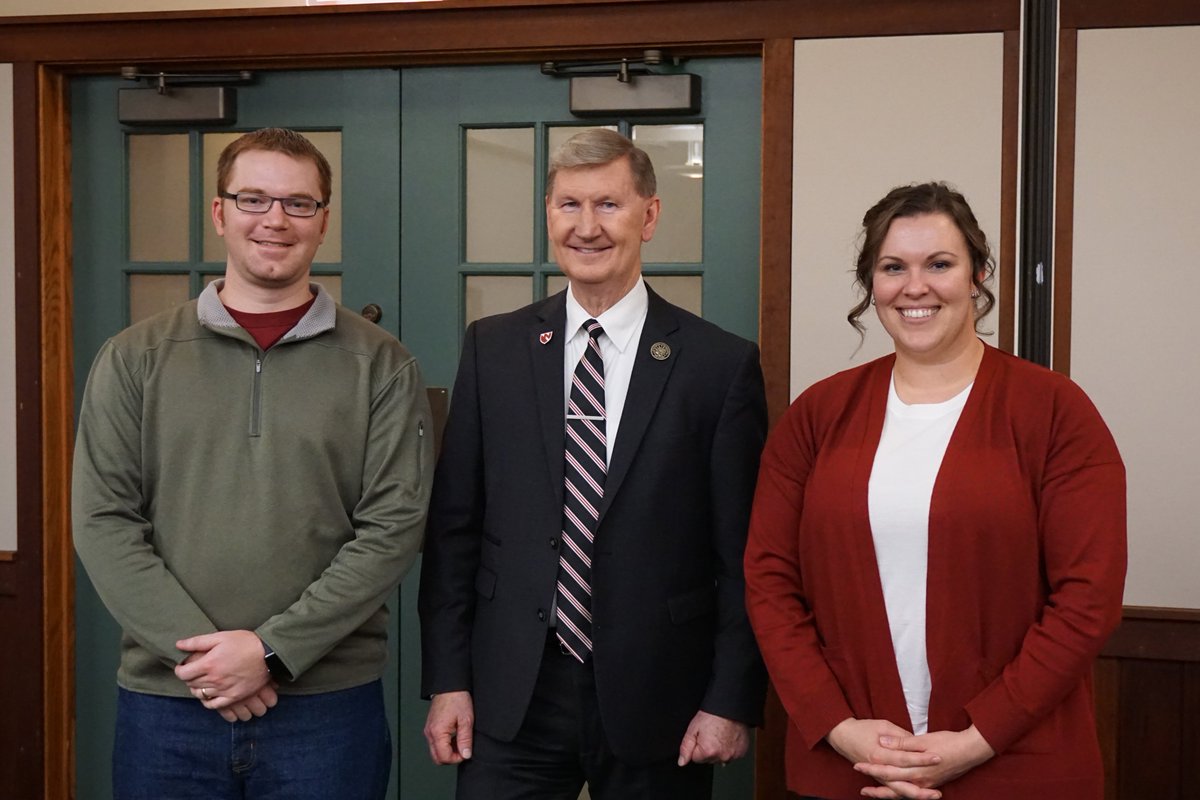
[556, 319, 606, 663]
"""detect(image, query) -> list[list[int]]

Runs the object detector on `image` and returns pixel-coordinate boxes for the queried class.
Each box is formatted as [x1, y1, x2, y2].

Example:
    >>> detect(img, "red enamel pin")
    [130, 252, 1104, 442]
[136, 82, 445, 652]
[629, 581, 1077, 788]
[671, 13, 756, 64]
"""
[539, 331, 553, 345]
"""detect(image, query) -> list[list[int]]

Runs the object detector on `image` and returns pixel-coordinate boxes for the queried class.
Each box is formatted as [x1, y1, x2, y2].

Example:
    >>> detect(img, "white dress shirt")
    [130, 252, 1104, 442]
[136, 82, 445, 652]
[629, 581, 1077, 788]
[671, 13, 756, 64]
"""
[563, 279, 648, 466]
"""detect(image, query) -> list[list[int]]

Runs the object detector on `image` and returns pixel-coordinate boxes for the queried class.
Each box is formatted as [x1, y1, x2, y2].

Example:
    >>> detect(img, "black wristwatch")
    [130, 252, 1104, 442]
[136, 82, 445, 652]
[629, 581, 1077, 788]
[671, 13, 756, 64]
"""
[261, 638, 288, 680]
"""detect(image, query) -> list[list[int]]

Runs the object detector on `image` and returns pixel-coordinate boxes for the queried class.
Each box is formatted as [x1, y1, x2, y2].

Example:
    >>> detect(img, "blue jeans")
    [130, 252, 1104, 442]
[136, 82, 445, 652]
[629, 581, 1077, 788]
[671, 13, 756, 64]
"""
[113, 680, 390, 800]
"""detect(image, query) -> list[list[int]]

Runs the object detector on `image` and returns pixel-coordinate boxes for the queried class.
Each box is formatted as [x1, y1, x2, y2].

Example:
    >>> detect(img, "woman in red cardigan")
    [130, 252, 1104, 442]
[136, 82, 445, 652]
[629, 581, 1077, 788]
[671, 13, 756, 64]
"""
[744, 183, 1126, 800]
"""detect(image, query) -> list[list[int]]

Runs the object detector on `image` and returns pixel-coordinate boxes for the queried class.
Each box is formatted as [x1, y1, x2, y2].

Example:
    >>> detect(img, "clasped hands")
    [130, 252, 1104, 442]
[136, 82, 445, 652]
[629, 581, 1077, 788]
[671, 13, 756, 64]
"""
[827, 718, 995, 799]
[174, 629, 278, 723]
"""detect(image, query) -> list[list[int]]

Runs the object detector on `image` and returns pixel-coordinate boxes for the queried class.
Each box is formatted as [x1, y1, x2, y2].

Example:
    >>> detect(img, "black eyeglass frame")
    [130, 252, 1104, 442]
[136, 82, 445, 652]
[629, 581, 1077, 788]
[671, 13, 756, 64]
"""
[218, 191, 328, 218]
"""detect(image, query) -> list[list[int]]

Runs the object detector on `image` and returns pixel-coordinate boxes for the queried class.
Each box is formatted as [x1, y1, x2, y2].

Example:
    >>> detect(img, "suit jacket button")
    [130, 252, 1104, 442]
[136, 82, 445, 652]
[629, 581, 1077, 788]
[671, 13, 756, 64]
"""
[549, 537, 558, 549]
[537, 609, 546, 622]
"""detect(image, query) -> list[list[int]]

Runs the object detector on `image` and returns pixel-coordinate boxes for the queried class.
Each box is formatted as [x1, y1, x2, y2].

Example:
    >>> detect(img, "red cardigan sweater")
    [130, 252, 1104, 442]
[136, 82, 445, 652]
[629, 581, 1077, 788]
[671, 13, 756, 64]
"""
[745, 345, 1126, 799]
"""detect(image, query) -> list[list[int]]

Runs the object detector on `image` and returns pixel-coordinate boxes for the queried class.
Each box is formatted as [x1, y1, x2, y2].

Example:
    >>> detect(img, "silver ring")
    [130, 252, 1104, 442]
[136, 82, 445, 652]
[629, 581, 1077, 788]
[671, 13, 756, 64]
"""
[201, 687, 211, 700]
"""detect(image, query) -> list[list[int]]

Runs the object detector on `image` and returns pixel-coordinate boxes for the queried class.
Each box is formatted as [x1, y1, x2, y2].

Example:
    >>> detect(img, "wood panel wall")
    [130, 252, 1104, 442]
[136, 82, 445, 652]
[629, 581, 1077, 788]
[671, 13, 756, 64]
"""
[0, 61, 47, 800]
[1094, 608, 1200, 800]
[1057, 4, 1200, 796]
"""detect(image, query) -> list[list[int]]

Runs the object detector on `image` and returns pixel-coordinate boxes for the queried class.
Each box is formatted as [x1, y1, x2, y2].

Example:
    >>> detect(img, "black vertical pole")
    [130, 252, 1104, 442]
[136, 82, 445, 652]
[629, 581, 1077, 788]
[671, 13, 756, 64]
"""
[1018, 0, 1057, 367]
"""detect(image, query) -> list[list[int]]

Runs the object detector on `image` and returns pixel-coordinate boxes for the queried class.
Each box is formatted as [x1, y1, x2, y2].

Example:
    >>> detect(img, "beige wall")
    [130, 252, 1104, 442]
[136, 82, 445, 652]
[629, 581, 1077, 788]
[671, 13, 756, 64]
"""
[790, 34, 1004, 397]
[1071, 25, 1200, 609]
[1, 63, 16, 552]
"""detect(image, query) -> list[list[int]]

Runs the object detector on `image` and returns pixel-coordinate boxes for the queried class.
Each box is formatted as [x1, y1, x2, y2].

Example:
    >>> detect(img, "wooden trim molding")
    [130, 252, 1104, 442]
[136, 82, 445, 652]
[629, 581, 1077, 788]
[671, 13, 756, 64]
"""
[1062, 0, 1200, 29]
[0, 551, 15, 561]
[998, 29, 1020, 354]
[758, 37, 793, 426]
[1102, 607, 1200, 662]
[755, 40, 793, 800]
[0, 0, 1020, 67]
[1051, 28, 1077, 376]
[10, 60, 46, 800]
[39, 63, 75, 800]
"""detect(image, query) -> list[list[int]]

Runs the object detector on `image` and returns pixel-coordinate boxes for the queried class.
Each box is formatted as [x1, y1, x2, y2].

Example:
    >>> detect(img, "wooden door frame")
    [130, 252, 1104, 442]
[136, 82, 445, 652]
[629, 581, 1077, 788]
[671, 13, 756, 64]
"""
[0, 1, 1021, 797]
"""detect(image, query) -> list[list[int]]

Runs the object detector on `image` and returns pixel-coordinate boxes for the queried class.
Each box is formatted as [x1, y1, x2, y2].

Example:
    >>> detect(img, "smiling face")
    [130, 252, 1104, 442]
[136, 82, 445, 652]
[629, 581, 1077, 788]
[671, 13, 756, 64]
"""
[873, 212, 981, 365]
[212, 149, 329, 305]
[546, 156, 660, 315]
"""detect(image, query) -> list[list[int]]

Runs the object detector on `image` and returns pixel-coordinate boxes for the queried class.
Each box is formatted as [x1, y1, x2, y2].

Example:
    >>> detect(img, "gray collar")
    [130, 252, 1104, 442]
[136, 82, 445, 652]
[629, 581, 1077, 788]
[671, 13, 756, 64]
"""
[197, 279, 337, 343]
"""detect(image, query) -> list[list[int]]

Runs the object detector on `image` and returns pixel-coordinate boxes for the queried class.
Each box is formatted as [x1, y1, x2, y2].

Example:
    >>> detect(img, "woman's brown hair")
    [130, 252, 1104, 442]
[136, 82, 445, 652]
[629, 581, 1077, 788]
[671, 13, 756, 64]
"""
[848, 182, 995, 335]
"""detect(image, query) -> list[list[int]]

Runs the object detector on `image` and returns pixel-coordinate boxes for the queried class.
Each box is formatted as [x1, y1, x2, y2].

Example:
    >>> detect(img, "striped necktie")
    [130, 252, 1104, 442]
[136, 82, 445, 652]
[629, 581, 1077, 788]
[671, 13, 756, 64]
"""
[556, 319, 606, 663]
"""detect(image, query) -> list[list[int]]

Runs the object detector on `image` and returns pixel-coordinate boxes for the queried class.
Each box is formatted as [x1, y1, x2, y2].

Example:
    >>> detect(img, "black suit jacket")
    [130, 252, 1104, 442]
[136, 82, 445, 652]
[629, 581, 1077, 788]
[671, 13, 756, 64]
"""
[419, 286, 767, 764]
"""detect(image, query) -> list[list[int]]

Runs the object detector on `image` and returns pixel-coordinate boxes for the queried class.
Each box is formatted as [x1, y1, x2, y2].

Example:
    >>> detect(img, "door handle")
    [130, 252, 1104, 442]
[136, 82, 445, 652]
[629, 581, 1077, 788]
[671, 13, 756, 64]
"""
[361, 303, 383, 324]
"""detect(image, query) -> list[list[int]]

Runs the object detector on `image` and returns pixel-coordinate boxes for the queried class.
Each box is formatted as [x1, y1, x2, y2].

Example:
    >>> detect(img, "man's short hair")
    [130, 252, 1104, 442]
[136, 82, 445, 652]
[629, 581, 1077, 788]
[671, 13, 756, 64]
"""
[216, 128, 333, 204]
[546, 128, 657, 199]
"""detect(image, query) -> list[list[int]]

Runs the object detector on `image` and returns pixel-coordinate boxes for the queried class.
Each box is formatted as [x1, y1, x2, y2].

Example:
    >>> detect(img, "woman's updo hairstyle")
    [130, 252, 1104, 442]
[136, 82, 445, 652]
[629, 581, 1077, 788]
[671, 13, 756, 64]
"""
[848, 181, 996, 336]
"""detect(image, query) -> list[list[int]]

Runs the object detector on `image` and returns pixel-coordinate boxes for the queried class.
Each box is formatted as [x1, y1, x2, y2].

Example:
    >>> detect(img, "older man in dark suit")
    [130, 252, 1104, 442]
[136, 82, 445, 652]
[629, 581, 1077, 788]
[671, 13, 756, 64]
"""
[419, 128, 766, 799]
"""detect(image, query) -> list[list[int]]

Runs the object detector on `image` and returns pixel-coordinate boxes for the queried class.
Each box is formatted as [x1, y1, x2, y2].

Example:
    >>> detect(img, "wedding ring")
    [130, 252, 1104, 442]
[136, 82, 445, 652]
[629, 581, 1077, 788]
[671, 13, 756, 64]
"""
[201, 687, 211, 700]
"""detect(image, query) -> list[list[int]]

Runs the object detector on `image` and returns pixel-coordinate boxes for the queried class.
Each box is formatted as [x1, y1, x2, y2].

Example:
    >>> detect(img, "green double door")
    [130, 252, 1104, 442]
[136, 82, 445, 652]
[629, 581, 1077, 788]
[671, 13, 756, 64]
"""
[71, 59, 761, 799]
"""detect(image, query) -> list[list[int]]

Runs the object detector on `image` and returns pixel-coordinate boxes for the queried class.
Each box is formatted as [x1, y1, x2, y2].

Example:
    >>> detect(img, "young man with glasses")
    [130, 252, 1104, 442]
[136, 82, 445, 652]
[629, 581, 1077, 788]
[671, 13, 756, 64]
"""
[73, 128, 433, 799]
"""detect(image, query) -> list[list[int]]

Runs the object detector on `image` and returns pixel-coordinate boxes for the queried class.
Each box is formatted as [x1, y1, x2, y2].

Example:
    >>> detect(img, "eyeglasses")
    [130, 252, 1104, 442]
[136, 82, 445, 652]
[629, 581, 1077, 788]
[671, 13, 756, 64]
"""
[219, 191, 327, 218]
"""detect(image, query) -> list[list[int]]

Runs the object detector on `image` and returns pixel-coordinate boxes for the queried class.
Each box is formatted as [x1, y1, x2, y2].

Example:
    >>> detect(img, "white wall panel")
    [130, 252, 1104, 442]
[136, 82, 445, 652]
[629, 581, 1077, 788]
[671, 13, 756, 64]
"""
[1073, 26, 1200, 608]
[1, 63, 16, 552]
[791, 34, 1004, 397]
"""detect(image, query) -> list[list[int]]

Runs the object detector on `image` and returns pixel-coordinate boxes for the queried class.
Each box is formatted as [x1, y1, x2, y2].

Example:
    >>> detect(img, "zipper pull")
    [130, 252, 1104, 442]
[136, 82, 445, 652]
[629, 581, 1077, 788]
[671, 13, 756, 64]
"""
[256, 358, 262, 373]
[418, 420, 425, 437]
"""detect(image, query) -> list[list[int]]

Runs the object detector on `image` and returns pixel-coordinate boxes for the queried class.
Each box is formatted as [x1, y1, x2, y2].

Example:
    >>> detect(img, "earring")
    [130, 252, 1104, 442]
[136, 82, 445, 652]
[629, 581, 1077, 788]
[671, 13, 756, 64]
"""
[870, 295, 876, 306]
[971, 289, 980, 299]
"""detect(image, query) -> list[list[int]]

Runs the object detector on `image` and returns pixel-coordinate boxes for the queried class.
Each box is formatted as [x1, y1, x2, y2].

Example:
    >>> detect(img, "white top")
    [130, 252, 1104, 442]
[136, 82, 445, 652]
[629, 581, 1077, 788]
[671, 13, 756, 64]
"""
[563, 279, 648, 466]
[867, 375, 972, 735]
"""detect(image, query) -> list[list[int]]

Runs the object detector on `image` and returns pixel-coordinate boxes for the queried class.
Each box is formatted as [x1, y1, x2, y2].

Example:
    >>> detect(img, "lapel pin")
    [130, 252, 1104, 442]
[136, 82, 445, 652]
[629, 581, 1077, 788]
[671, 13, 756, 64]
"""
[650, 342, 671, 361]
[539, 331, 554, 345]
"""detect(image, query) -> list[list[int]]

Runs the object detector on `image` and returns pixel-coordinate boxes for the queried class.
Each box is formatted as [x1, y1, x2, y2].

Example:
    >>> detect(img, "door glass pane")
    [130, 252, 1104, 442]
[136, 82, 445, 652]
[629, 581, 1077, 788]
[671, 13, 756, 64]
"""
[129, 273, 190, 324]
[545, 273, 567, 297]
[465, 275, 532, 326]
[632, 124, 703, 263]
[128, 134, 190, 262]
[202, 130, 343, 264]
[466, 128, 534, 263]
[311, 275, 343, 303]
[645, 275, 702, 316]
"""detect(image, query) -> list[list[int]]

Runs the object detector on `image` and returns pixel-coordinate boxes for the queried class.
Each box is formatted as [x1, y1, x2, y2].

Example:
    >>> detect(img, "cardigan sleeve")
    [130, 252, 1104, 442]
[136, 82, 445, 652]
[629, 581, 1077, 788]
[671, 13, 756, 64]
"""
[964, 378, 1126, 753]
[744, 394, 856, 749]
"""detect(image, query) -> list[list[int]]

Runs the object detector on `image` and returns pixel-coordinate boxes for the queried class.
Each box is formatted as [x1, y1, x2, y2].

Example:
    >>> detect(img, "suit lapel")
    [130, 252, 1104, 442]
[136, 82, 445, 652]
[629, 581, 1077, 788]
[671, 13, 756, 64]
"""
[530, 293, 568, 504]
[598, 289, 680, 523]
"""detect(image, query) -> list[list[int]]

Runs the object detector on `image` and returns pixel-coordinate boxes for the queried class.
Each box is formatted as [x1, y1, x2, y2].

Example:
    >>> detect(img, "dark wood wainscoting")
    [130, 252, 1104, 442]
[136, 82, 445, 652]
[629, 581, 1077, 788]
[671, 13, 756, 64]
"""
[1094, 607, 1200, 800]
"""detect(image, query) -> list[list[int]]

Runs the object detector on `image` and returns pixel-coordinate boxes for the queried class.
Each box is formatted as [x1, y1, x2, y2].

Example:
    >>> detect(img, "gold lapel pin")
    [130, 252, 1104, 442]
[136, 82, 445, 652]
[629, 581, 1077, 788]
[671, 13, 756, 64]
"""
[650, 342, 671, 361]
